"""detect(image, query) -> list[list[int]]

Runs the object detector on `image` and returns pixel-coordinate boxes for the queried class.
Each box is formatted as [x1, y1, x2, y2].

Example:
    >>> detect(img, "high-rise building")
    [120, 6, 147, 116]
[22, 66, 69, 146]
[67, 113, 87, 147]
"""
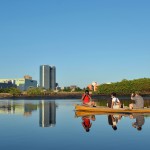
[40, 65, 56, 90]
[40, 65, 50, 90]
[50, 66, 56, 90]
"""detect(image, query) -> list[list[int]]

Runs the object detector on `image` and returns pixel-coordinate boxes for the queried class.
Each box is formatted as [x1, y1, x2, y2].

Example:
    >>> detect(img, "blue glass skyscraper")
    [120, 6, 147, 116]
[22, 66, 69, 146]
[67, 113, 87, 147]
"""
[40, 65, 56, 90]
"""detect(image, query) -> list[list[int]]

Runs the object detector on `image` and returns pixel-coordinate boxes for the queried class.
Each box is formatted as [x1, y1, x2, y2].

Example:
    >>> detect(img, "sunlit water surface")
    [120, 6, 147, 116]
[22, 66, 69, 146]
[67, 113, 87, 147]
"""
[0, 99, 150, 150]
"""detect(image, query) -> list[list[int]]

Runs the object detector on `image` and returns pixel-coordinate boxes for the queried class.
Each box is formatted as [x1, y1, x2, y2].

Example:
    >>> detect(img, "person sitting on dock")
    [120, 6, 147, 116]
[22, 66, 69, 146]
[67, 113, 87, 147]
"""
[81, 90, 96, 107]
[111, 93, 121, 109]
[129, 92, 144, 109]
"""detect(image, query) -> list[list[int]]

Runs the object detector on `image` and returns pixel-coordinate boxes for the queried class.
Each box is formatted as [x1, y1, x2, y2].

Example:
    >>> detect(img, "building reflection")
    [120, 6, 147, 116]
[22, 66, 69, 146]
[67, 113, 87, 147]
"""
[0, 100, 57, 127]
[0, 100, 37, 116]
[39, 100, 56, 128]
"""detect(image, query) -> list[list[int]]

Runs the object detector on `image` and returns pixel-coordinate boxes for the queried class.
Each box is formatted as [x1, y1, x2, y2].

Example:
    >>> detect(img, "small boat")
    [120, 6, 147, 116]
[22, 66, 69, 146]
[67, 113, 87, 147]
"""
[75, 105, 150, 113]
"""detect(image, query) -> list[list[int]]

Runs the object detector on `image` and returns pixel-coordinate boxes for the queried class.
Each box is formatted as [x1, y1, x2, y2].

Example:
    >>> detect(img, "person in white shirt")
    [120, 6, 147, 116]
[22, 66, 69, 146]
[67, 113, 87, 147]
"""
[111, 93, 121, 109]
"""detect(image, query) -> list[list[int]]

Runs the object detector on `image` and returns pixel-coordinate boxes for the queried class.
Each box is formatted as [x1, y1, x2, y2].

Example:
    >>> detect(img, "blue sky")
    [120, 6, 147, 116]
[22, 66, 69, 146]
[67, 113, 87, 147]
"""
[0, 0, 150, 88]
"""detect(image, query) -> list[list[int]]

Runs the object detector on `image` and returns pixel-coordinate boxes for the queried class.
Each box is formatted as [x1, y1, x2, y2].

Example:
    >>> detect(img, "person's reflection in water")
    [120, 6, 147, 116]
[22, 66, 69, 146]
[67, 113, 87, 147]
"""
[82, 115, 96, 132]
[108, 114, 122, 131]
[130, 115, 145, 131]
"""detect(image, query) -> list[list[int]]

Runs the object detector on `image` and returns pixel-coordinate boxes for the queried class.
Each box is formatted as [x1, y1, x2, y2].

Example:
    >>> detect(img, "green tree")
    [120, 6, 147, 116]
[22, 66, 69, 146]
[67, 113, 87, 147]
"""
[97, 78, 150, 95]
[9, 87, 22, 96]
[62, 87, 71, 92]
[74, 87, 83, 92]
[27, 88, 43, 96]
[0, 88, 10, 93]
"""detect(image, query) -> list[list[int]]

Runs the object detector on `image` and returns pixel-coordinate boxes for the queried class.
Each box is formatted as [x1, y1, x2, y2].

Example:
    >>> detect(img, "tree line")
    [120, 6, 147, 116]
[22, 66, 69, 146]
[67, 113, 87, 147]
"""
[96, 78, 150, 95]
[0, 87, 83, 96]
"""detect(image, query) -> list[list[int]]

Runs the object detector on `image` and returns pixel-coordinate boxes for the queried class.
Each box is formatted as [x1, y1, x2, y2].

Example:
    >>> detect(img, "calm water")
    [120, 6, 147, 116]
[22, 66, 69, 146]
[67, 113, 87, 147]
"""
[0, 99, 150, 150]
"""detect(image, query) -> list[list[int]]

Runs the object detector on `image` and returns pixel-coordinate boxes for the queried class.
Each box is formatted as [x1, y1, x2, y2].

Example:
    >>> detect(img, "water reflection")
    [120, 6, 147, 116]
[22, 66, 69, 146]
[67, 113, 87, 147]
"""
[130, 114, 145, 131]
[0, 100, 149, 132]
[1, 99, 150, 150]
[0, 100, 57, 128]
[0, 100, 37, 116]
[82, 115, 96, 132]
[75, 111, 149, 132]
[39, 100, 56, 128]
[108, 114, 122, 131]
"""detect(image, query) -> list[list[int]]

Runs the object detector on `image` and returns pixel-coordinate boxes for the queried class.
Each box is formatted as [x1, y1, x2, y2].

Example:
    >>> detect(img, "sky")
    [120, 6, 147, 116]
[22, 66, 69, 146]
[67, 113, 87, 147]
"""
[0, 0, 150, 88]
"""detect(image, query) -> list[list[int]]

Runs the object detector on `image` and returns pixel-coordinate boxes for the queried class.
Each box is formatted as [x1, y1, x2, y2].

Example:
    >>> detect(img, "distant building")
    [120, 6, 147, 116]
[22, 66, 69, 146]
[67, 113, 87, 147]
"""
[0, 81, 17, 89]
[39, 101, 56, 128]
[40, 65, 56, 90]
[61, 85, 81, 92]
[24, 75, 32, 80]
[70, 85, 77, 89]
[22, 79, 37, 91]
[40, 65, 50, 90]
[0, 76, 37, 91]
[87, 82, 99, 92]
[50, 66, 56, 90]
[87, 84, 94, 91]
[92, 82, 99, 91]
[70, 86, 77, 92]
[56, 86, 61, 91]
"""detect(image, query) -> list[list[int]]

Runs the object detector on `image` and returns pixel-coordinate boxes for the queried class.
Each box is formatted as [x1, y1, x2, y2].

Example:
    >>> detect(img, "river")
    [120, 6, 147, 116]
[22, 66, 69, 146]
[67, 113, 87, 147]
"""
[0, 99, 150, 150]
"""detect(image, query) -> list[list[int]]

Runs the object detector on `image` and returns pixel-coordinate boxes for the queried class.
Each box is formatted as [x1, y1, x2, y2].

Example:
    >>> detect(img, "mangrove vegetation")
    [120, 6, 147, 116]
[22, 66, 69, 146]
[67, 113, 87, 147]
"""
[97, 78, 150, 95]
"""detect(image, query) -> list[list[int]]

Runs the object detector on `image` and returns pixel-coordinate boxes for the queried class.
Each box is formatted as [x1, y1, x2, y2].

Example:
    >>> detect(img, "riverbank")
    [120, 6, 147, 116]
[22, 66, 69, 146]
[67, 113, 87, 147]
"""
[0, 92, 150, 100]
[0, 92, 82, 99]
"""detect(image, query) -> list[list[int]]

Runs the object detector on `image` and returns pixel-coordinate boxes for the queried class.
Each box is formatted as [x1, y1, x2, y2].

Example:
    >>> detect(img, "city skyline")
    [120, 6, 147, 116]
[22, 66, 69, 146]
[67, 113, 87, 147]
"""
[0, 0, 150, 88]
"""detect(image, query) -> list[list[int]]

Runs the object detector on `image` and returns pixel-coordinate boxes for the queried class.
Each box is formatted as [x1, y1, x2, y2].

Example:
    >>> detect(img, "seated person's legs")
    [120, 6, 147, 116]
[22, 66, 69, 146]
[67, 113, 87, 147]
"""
[113, 105, 120, 109]
[129, 103, 133, 109]
[83, 101, 96, 107]
[91, 101, 96, 107]
[83, 101, 92, 106]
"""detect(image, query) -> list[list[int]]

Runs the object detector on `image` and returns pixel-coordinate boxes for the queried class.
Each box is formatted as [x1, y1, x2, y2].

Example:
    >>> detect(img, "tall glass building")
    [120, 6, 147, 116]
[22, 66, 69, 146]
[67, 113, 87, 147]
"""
[40, 65, 56, 90]
[50, 66, 56, 90]
[40, 65, 50, 90]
